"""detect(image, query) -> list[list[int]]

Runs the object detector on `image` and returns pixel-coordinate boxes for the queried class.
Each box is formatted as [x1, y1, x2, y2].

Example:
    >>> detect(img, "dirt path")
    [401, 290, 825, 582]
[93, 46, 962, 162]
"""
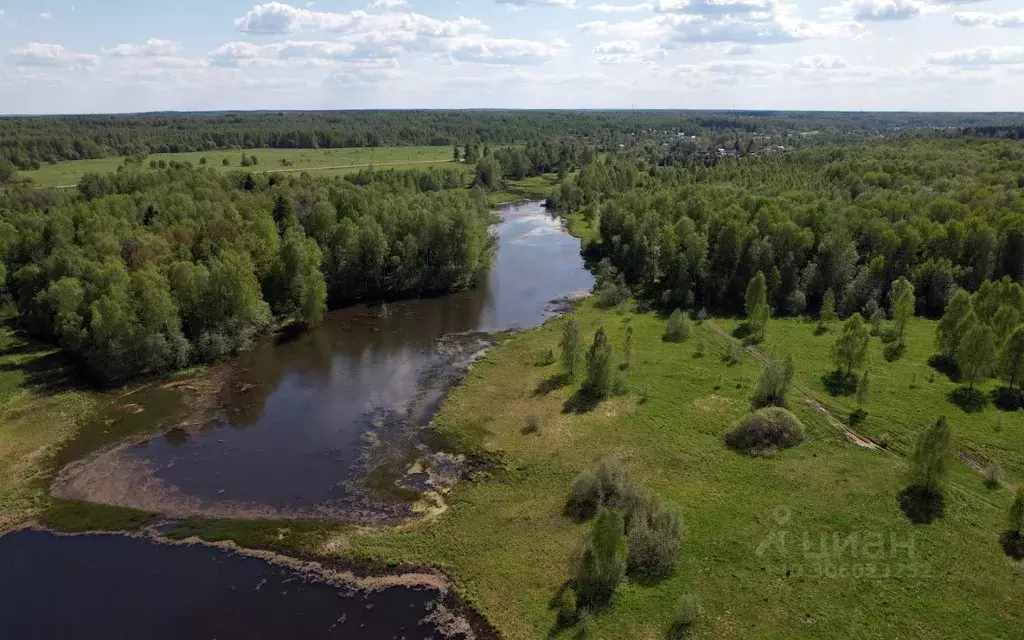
[702, 321, 1020, 497]
[50, 159, 452, 189]
[705, 321, 879, 450]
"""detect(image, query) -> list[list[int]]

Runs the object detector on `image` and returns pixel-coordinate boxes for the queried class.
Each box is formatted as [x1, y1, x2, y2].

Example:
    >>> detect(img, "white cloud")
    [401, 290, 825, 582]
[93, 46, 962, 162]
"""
[655, 0, 778, 16]
[448, 35, 566, 65]
[105, 38, 180, 57]
[590, 2, 653, 12]
[368, 0, 408, 8]
[824, 0, 931, 22]
[953, 10, 1024, 28]
[793, 53, 848, 69]
[928, 46, 1024, 66]
[7, 43, 100, 69]
[38, 11, 53, 19]
[723, 43, 759, 55]
[495, 0, 577, 8]
[581, 10, 859, 45]
[325, 59, 403, 86]
[593, 39, 643, 54]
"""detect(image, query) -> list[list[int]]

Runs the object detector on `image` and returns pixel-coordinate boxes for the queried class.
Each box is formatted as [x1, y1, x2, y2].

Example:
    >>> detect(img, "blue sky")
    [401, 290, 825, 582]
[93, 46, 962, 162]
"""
[0, 0, 1022, 113]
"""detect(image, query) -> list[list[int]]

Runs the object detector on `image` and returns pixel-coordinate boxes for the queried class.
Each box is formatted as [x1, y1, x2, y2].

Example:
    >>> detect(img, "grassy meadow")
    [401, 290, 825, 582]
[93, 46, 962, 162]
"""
[20, 146, 462, 187]
[0, 325, 95, 528]
[337, 302, 1024, 639]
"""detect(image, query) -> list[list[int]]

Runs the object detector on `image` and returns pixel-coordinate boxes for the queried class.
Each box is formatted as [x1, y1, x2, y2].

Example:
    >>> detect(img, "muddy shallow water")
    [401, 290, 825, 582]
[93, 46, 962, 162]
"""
[55, 202, 593, 522]
[0, 529, 478, 639]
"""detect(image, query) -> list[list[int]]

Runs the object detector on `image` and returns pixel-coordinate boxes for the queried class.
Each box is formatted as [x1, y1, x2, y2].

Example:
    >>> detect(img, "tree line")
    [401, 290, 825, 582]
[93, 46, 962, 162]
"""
[552, 139, 1024, 321]
[4, 110, 1021, 170]
[0, 165, 494, 384]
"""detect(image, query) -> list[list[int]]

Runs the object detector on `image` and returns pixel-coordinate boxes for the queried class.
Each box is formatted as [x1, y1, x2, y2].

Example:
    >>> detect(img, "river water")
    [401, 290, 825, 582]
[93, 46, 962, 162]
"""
[0, 529, 476, 639]
[55, 201, 593, 522]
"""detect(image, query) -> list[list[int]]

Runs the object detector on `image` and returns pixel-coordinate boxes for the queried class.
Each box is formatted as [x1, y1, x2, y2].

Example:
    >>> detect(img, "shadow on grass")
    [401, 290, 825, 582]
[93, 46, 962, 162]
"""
[848, 408, 868, 426]
[898, 485, 945, 524]
[928, 354, 959, 382]
[731, 323, 752, 341]
[949, 386, 988, 413]
[991, 386, 1022, 412]
[563, 389, 600, 414]
[821, 370, 858, 396]
[1000, 531, 1024, 560]
[0, 343, 83, 392]
[882, 341, 906, 362]
[534, 373, 571, 397]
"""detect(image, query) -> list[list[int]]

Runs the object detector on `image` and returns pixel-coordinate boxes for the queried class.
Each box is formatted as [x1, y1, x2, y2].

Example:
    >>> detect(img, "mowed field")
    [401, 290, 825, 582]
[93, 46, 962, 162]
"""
[21, 146, 461, 187]
[339, 302, 1024, 639]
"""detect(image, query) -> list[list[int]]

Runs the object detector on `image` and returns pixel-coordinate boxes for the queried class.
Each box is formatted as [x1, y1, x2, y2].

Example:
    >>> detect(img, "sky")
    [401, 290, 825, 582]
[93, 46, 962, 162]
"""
[0, 0, 1022, 113]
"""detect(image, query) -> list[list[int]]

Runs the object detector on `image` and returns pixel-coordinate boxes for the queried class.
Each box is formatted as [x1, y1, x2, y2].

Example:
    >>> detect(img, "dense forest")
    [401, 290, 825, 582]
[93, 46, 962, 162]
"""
[550, 139, 1024, 320]
[3, 110, 1022, 170]
[0, 166, 494, 383]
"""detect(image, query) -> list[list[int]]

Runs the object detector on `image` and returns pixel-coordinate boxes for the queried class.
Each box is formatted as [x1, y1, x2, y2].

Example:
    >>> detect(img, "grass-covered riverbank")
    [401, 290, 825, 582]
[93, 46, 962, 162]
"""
[330, 301, 1023, 639]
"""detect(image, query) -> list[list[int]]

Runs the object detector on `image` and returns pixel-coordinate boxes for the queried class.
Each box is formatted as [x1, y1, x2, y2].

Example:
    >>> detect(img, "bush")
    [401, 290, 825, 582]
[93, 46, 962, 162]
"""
[663, 310, 691, 343]
[724, 340, 742, 365]
[725, 407, 805, 455]
[572, 508, 627, 608]
[583, 328, 625, 400]
[594, 282, 630, 308]
[626, 504, 683, 580]
[567, 471, 601, 520]
[668, 594, 702, 640]
[522, 415, 540, 435]
[750, 354, 795, 410]
[556, 586, 578, 626]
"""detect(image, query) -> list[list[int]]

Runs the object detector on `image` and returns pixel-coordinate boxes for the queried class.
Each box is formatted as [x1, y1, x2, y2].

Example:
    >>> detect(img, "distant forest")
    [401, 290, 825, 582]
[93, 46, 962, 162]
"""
[3, 110, 1024, 169]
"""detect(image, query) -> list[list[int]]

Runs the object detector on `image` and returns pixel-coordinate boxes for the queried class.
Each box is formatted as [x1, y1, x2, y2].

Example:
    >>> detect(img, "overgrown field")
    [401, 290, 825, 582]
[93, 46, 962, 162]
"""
[337, 302, 1024, 639]
[21, 146, 460, 187]
[0, 325, 95, 528]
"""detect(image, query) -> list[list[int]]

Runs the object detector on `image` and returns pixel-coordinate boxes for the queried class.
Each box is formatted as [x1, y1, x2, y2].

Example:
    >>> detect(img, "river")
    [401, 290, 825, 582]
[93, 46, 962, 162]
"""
[0, 201, 591, 638]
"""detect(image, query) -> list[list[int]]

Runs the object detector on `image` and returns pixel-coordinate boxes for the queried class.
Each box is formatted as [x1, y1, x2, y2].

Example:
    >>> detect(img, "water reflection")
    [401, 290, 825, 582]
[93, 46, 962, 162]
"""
[0, 529, 471, 640]
[61, 202, 593, 519]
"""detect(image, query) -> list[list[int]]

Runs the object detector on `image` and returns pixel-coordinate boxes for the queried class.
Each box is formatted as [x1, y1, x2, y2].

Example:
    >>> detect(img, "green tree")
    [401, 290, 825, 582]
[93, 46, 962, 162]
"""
[750, 354, 795, 410]
[274, 225, 327, 327]
[856, 370, 870, 407]
[889, 276, 915, 345]
[832, 313, 870, 378]
[222, 157, 230, 166]
[908, 416, 952, 495]
[1009, 486, 1024, 536]
[583, 327, 619, 399]
[936, 289, 972, 357]
[1000, 325, 1024, 390]
[819, 286, 835, 321]
[745, 271, 770, 343]
[745, 270, 767, 317]
[573, 507, 627, 607]
[957, 323, 997, 389]
[663, 309, 691, 343]
[560, 319, 582, 378]
[452, 145, 461, 163]
[992, 305, 1020, 344]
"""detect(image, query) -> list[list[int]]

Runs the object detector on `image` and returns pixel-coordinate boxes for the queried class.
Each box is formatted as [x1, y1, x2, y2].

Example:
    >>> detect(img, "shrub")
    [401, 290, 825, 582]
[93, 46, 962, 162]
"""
[724, 340, 742, 365]
[583, 328, 625, 399]
[750, 354, 795, 410]
[572, 508, 627, 608]
[663, 310, 691, 343]
[668, 594, 702, 640]
[556, 587, 578, 626]
[567, 471, 601, 520]
[594, 282, 630, 308]
[626, 503, 683, 580]
[985, 463, 1002, 489]
[522, 415, 540, 435]
[725, 407, 806, 455]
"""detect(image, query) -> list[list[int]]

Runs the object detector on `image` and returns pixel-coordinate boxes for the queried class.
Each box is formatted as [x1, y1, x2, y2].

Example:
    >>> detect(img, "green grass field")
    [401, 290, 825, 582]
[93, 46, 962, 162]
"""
[0, 324, 95, 528]
[334, 302, 1024, 639]
[21, 146, 462, 187]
